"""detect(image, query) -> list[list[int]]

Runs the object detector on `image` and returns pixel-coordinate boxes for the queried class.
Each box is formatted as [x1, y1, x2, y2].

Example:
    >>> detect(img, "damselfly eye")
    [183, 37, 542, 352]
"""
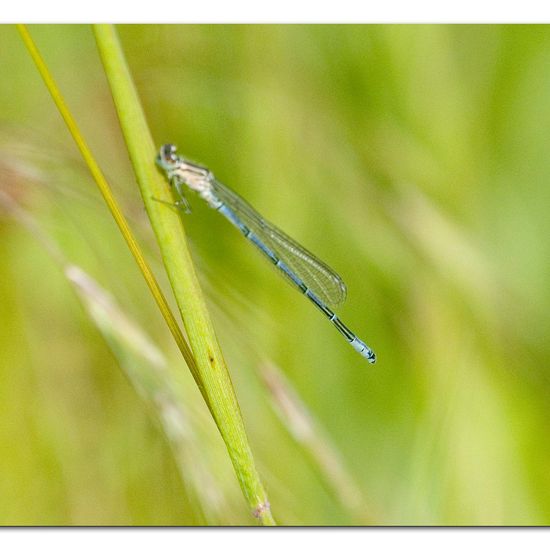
[161, 143, 177, 163]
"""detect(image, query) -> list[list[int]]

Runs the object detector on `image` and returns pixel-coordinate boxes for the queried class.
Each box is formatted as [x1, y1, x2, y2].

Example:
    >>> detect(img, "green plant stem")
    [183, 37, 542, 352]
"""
[16, 24, 196, 373]
[92, 24, 274, 525]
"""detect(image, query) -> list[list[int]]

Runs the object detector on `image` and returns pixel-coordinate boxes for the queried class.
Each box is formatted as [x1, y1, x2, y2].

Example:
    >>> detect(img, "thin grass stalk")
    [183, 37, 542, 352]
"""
[16, 24, 196, 373]
[92, 24, 274, 524]
[0, 189, 227, 523]
[260, 361, 378, 524]
[17, 23, 273, 524]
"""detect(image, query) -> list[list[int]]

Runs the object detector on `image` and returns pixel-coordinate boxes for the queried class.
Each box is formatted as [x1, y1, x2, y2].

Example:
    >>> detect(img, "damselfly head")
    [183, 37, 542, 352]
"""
[156, 144, 179, 172]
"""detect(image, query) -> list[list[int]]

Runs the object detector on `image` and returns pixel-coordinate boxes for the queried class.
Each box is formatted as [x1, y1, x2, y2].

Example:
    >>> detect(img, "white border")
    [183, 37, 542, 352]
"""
[3, 0, 550, 23]
[0, 528, 549, 550]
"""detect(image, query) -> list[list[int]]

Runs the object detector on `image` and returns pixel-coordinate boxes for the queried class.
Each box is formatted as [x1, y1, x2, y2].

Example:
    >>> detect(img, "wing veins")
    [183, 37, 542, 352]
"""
[211, 178, 347, 307]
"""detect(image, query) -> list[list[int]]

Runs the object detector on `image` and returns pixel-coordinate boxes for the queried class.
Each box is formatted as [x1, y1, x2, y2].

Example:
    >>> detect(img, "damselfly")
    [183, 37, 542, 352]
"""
[156, 144, 376, 363]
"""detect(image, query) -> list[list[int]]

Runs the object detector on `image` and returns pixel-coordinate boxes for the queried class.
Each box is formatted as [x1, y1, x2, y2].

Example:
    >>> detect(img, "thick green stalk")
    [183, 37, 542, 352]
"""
[92, 24, 274, 525]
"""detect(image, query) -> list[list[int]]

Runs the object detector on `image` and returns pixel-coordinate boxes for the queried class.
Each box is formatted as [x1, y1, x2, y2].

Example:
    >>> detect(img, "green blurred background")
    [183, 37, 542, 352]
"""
[0, 24, 549, 525]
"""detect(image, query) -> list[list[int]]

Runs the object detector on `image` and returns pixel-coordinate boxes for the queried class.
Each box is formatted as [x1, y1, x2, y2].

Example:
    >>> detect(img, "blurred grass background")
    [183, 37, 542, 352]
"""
[0, 24, 549, 525]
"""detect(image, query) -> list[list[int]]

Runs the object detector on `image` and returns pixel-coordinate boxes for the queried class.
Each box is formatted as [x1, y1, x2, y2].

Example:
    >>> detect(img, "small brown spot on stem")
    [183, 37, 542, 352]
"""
[253, 500, 271, 520]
